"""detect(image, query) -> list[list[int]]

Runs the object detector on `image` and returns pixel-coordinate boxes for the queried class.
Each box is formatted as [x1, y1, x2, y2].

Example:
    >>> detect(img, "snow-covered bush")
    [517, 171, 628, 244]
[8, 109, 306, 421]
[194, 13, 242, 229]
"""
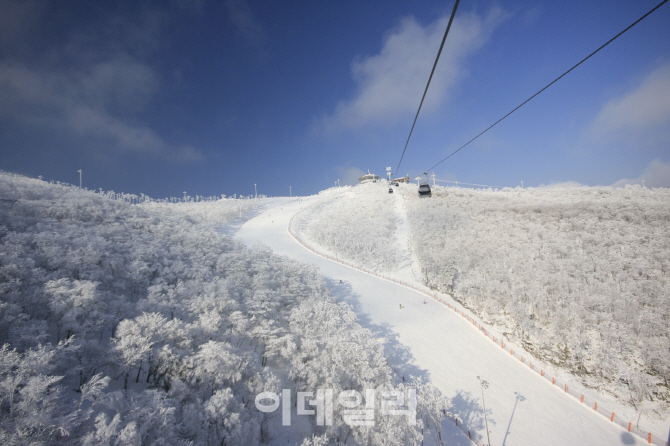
[0, 172, 440, 444]
[139, 197, 261, 228]
[298, 182, 400, 273]
[399, 184, 670, 407]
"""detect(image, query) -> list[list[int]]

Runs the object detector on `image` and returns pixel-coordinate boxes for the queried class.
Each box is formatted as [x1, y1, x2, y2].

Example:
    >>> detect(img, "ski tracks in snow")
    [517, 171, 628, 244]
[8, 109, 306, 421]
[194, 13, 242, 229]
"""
[392, 190, 422, 284]
[234, 195, 652, 446]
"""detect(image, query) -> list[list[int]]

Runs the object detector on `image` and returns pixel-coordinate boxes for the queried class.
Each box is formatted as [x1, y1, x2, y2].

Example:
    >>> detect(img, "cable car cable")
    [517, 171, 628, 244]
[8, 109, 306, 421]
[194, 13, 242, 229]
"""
[394, 0, 461, 177]
[426, 0, 668, 173]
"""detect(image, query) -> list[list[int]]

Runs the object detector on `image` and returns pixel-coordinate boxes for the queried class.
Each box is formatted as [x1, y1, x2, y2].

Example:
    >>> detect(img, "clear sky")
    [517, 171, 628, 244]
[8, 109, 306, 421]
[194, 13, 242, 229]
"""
[1, 0, 669, 198]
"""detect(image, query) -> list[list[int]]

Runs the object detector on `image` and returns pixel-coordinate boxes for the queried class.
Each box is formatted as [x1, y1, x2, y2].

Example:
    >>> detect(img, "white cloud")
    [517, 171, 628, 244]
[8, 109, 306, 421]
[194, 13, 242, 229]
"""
[612, 159, 670, 188]
[0, 4, 203, 162]
[315, 8, 506, 133]
[0, 58, 202, 162]
[335, 166, 366, 186]
[589, 62, 670, 150]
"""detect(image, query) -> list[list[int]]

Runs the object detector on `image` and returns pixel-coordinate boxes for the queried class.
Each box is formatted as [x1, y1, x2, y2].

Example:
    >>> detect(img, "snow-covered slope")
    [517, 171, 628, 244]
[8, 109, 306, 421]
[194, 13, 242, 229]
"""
[3, 170, 667, 445]
[294, 183, 401, 274]
[396, 184, 670, 425]
[280, 183, 668, 444]
[0, 173, 429, 446]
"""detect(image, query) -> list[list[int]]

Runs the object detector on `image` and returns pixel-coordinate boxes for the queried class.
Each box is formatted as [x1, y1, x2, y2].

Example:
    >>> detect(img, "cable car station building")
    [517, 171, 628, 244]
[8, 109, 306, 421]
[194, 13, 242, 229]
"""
[358, 170, 380, 184]
[391, 175, 411, 185]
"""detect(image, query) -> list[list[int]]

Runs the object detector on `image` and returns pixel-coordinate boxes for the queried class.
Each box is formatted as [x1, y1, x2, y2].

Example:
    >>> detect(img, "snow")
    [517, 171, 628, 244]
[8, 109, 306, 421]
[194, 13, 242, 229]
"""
[1, 173, 426, 445]
[2, 171, 667, 445]
[234, 193, 662, 446]
[391, 190, 418, 283]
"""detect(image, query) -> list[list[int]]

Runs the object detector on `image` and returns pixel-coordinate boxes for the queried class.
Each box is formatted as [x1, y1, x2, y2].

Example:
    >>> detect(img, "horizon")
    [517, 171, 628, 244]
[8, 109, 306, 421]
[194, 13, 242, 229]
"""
[1, 0, 669, 198]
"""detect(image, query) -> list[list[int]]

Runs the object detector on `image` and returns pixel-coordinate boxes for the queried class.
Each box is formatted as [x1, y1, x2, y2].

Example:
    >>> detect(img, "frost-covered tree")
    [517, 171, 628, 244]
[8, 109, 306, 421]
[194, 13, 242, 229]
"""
[0, 172, 431, 444]
[398, 183, 670, 407]
[296, 183, 400, 273]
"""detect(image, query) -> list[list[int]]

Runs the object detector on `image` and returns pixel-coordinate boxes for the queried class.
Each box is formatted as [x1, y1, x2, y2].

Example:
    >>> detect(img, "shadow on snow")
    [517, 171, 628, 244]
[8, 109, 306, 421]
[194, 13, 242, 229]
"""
[324, 277, 428, 384]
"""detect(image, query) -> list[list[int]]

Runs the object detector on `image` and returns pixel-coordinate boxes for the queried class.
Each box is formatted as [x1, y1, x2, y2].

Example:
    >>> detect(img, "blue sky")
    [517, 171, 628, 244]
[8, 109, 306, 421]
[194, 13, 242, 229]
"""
[1, 0, 669, 198]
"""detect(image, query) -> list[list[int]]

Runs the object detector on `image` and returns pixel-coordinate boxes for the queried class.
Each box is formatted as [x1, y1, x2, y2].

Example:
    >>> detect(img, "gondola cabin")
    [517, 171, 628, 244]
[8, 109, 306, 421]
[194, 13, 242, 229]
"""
[418, 183, 432, 197]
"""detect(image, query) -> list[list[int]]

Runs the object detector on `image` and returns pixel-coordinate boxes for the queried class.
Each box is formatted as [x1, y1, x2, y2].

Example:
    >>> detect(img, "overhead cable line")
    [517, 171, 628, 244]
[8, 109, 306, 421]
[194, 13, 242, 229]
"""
[427, 0, 668, 172]
[394, 0, 461, 177]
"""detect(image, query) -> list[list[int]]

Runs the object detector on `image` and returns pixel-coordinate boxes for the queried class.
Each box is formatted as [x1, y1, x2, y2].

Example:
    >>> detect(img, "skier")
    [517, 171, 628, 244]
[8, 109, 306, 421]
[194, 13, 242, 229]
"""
[399, 304, 403, 309]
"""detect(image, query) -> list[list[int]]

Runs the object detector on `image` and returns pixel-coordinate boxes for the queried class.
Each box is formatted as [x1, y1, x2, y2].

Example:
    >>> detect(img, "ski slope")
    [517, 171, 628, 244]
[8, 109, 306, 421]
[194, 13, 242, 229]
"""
[234, 193, 654, 446]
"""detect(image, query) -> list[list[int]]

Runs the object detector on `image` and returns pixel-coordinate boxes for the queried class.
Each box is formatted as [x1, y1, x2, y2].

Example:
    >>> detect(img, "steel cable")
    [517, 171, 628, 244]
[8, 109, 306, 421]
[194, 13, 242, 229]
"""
[394, 0, 461, 177]
[427, 0, 668, 172]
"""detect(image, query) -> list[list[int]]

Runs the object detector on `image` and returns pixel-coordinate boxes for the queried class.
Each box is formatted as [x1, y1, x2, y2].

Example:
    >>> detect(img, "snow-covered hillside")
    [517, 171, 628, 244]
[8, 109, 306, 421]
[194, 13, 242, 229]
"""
[400, 184, 670, 411]
[4, 171, 669, 445]
[239, 190, 668, 445]
[0, 173, 443, 445]
[301, 182, 670, 430]
[296, 184, 400, 273]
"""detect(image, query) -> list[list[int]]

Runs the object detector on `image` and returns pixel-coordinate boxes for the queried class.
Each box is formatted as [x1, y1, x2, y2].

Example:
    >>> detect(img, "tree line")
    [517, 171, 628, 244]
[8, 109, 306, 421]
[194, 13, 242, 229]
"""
[0, 173, 449, 445]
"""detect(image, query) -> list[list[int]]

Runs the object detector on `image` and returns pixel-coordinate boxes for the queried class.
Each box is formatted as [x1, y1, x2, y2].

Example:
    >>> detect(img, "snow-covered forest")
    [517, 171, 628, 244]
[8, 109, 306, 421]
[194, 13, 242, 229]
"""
[0, 172, 446, 445]
[303, 182, 670, 418]
[299, 184, 400, 273]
